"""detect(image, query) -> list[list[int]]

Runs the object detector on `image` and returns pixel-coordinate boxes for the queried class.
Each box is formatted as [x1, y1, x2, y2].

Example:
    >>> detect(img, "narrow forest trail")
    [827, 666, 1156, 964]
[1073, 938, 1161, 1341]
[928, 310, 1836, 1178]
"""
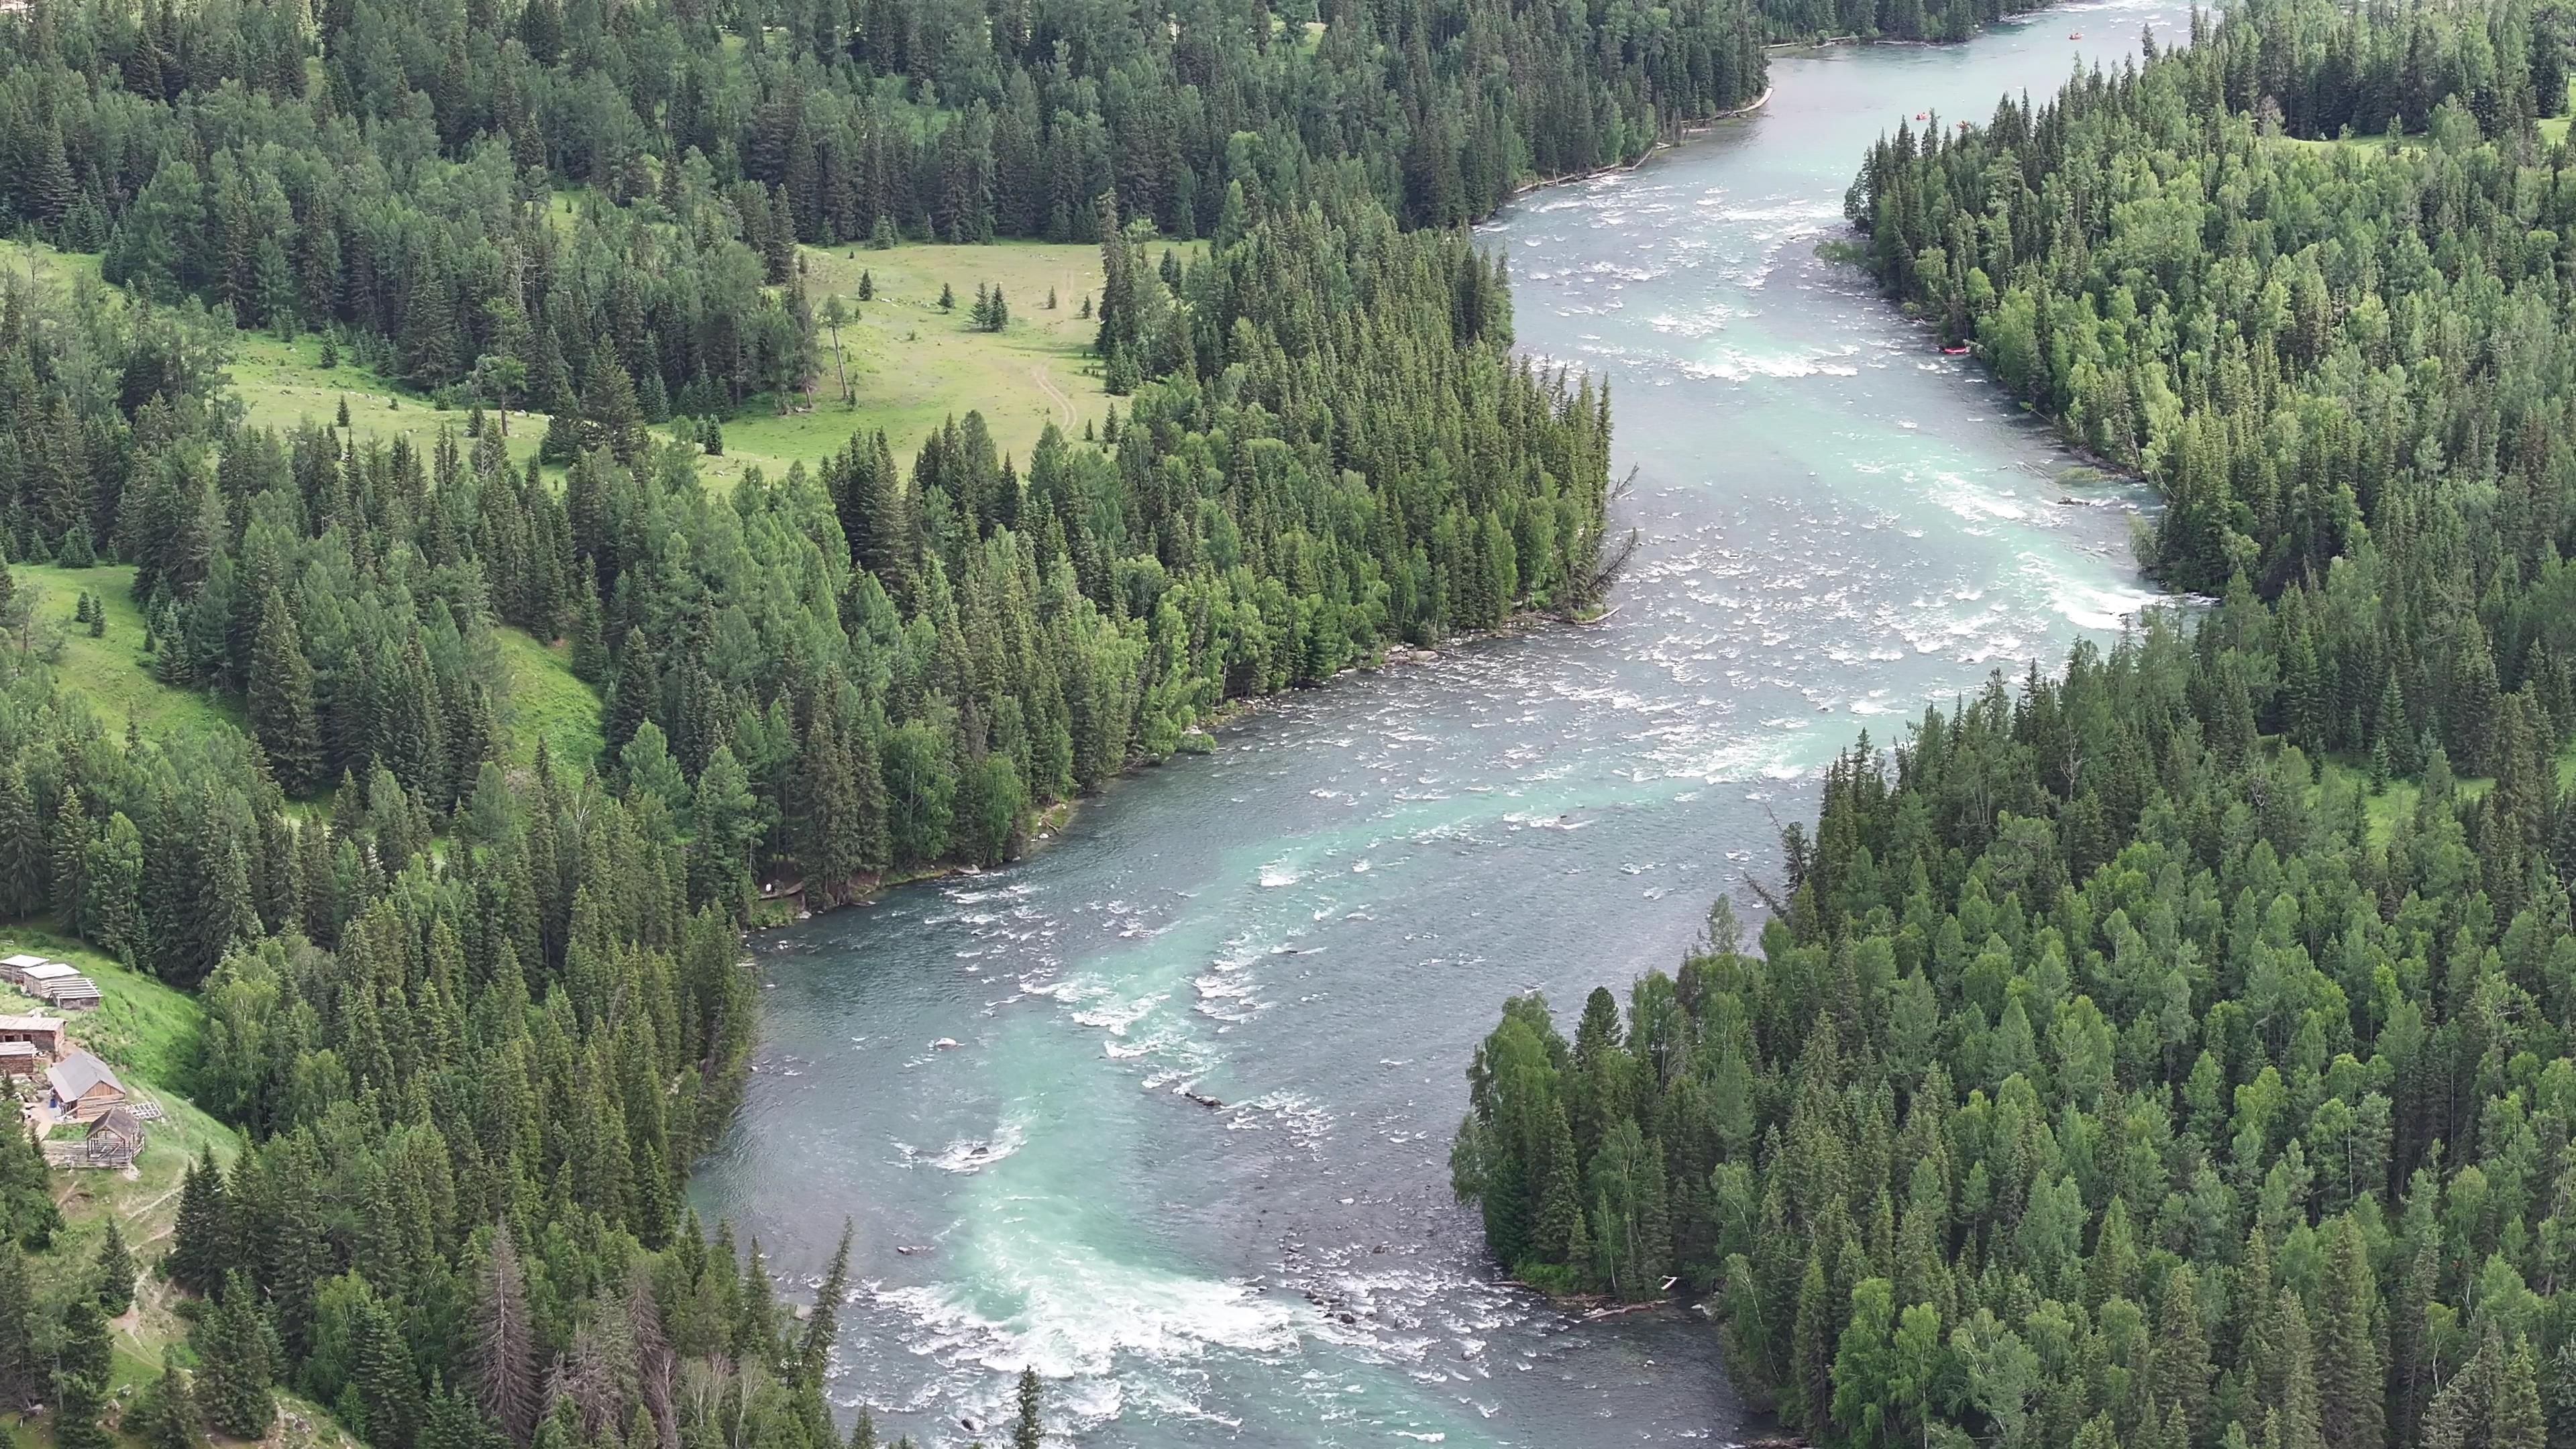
[1030, 364, 1075, 427]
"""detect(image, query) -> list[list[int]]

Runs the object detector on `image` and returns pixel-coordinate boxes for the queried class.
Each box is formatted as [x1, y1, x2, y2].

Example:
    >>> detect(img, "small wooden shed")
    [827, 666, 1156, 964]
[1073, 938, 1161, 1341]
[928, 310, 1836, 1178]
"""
[79, 1105, 144, 1169]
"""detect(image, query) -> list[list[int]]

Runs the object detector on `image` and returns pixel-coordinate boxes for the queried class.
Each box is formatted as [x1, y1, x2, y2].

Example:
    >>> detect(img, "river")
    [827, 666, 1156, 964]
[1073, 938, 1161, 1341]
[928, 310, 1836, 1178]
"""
[687, 3, 2186, 1442]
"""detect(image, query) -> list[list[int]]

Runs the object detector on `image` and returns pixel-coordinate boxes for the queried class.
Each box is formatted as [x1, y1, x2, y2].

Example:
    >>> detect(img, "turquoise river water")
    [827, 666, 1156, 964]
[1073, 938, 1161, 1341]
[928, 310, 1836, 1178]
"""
[688, 4, 2190, 1442]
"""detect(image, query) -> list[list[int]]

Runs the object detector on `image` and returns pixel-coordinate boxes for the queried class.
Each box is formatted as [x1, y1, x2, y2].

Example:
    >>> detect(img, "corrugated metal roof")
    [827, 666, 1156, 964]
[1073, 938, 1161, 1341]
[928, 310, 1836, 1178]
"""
[46, 1050, 121, 1100]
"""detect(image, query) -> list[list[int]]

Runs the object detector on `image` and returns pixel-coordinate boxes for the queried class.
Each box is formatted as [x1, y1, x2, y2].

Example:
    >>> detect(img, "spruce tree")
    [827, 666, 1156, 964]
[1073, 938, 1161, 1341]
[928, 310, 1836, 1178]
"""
[2494, 1339, 2546, 1449]
[249, 590, 324, 793]
[582, 356, 647, 464]
[0, 764, 42, 918]
[95, 1217, 136, 1316]
[0, 1240, 37, 1407]
[136, 1352, 206, 1449]
[470, 1226, 539, 1445]
[197, 1271, 276, 1440]
[170, 1151, 229, 1295]
[54, 1295, 113, 1449]
[2316, 1218, 2384, 1449]
[1012, 1368, 1043, 1449]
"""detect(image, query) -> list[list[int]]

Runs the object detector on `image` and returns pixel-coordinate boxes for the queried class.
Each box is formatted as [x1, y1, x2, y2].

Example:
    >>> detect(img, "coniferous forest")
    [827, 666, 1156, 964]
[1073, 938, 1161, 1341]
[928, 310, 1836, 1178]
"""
[1454, 1, 2576, 1447]
[0, 0, 1778, 1438]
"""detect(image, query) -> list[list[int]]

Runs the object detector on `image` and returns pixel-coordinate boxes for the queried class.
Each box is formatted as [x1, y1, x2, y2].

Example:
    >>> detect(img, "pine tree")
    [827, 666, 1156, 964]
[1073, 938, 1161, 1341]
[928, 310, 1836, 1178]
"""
[95, 1217, 136, 1316]
[1013, 1368, 1042, 1449]
[2316, 1217, 2384, 1449]
[197, 1271, 276, 1439]
[136, 1352, 207, 1449]
[249, 590, 324, 792]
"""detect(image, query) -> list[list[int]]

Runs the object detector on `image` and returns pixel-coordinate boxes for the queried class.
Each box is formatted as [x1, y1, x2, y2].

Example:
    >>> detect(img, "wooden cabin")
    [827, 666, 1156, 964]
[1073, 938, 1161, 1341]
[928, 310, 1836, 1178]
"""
[46, 1051, 125, 1122]
[0, 1014, 65, 1059]
[0, 1040, 35, 1077]
[77, 1105, 144, 1169]
[38, 977, 101, 1012]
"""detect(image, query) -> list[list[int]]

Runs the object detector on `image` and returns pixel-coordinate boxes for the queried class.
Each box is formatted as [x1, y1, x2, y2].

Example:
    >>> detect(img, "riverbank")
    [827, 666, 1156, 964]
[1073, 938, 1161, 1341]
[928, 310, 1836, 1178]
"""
[745, 608, 1578, 928]
[1503, 87, 1776, 203]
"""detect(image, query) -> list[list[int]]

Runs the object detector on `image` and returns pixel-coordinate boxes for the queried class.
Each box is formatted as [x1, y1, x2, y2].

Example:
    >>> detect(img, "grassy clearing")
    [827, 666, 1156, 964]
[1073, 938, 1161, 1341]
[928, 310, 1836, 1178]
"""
[228, 329, 556, 474]
[2542, 79, 2576, 146]
[2317, 747, 2576, 844]
[0, 237, 103, 293]
[495, 627, 604, 770]
[13, 564, 239, 739]
[686, 239, 1191, 485]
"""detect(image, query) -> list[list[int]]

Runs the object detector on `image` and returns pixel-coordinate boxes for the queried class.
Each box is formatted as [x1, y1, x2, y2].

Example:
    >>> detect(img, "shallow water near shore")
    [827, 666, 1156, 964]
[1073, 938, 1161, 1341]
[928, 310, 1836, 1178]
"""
[688, 6, 2186, 1442]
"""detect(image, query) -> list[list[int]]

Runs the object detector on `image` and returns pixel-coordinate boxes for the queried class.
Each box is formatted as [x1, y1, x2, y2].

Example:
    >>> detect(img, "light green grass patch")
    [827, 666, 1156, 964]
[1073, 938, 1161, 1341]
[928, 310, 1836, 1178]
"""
[13, 564, 239, 739]
[0, 237, 103, 293]
[683, 239, 1194, 484]
[495, 627, 604, 771]
[229, 329, 556, 473]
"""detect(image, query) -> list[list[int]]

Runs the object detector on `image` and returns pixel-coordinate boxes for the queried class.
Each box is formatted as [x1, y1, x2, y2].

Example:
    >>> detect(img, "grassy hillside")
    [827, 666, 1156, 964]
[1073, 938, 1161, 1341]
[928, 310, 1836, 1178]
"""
[495, 629, 605, 769]
[1, 931, 241, 1444]
[11, 564, 241, 740]
[230, 330, 555, 474]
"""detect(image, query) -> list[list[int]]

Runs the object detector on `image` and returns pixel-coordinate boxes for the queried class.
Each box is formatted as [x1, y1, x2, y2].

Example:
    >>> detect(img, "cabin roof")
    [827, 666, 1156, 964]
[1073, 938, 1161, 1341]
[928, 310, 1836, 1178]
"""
[46, 1051, 121, 1101]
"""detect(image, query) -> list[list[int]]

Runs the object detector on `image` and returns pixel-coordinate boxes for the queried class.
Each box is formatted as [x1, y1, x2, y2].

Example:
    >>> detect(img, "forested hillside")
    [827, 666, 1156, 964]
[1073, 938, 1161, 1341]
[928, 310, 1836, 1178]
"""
[0, 0, 1764, 1440]
[1454, 2, 2576, 1447]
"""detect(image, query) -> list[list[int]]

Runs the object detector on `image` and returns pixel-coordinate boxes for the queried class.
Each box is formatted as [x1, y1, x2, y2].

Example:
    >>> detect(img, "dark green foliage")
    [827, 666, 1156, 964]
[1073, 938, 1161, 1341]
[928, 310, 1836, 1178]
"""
[1013, 1368, 1042, 1449]
[247, 590, 323, 794]
[0, 1122, 56, 1250]
[195, 1271, 274, 1440]
[0, 1240, 37, 1409]
[1850, 0, 2576, 777]
[1461, 589, 2576, 1449]
[53, 1295, 112, 1449]
[133, 1353, 207, 1449]
[92, 1218, 133, 1317]
[169, 1150, 228, 1296]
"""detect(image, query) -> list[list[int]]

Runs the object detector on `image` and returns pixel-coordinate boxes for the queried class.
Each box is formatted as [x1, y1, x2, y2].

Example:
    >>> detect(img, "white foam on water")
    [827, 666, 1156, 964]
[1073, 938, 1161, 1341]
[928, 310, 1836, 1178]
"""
[2047, 572, 2166, 630]
[1259, 863, 1300, 888]
[1678, 343, 1862, 382]
[876, 1242, 1299, 1385]
[1934, 472, 2029, 521]
[925, 1114, 1028, 1174]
